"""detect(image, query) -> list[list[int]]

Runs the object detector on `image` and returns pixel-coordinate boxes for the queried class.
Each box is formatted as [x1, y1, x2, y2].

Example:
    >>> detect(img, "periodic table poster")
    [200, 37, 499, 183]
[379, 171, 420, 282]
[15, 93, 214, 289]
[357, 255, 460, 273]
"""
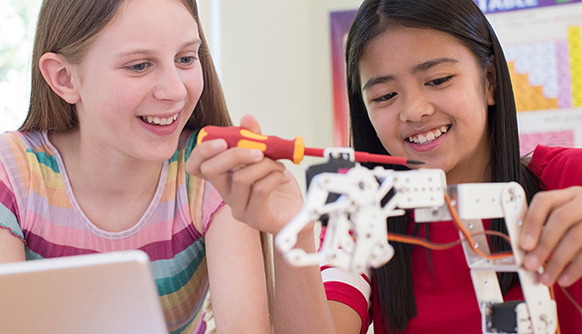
[480, 0, 582, 154]
[330, 0, 582, 154]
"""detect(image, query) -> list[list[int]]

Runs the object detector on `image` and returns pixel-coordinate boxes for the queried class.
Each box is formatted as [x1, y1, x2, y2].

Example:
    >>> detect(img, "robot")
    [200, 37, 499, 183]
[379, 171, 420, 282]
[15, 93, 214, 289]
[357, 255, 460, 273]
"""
[275, 148, 557, 334]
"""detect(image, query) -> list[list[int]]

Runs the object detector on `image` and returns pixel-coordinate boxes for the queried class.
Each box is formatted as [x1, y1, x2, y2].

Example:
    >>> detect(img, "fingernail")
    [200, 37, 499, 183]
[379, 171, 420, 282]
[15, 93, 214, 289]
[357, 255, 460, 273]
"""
[558, 274, 571, 286]
[525, 254, 538, 270]
[211, 139, 227, 151]
[540, 273, 553, 286]
[250, 149, 263, 159]
[522, 235, 535, 249]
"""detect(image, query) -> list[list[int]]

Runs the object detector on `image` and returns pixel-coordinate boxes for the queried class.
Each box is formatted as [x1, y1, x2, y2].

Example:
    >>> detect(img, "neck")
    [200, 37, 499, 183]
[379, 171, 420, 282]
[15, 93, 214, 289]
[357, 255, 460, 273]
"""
[49, 130, 162, 203]
[49, 129, 165, 232]
[446, 163, 492, 185]
[446, 146, 492, 185]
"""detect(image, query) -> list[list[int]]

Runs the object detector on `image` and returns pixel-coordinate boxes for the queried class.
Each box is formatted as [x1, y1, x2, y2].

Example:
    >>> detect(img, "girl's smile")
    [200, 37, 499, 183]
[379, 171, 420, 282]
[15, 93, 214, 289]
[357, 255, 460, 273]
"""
[137, 111, 183, 136]
[405, 125, 450, 150]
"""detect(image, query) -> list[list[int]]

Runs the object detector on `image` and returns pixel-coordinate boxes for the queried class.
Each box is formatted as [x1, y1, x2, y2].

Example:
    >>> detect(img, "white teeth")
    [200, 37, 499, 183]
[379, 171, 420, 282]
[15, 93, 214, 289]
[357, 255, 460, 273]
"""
[141, 114, 179, 126]
[408, 126, 449, 145]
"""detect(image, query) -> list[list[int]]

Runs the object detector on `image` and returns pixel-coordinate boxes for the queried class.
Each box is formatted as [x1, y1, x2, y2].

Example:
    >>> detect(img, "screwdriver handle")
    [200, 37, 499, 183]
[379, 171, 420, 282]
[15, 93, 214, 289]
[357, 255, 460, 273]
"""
[197, 126, 306, 164]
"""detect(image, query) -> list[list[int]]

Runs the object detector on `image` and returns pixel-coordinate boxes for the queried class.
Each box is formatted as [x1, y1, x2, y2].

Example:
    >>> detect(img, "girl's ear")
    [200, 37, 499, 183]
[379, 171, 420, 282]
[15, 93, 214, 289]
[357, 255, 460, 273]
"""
[39, 53, 80, 104]
[485, 56, 497, 106]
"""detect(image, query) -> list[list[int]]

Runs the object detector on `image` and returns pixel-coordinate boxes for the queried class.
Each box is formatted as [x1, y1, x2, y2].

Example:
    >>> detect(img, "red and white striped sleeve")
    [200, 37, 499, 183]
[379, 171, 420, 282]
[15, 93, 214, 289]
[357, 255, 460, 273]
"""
[319, 230, 372, 334]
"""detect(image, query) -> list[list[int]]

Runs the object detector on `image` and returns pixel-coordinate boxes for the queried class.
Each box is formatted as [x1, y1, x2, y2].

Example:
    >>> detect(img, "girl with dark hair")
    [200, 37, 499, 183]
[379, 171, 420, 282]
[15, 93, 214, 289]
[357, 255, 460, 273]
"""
[191, 0, 582, 333]
[0, 0, 270, 332]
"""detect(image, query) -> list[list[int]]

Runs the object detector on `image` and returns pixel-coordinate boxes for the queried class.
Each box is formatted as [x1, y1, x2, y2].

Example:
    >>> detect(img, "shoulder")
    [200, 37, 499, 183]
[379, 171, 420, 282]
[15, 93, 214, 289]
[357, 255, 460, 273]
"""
[1, 132, 30, 157]
[175, 129, 223, 235]
[1, 131, 51, 155]
[1, 131, 46, 146]
[529, 145, 582, 189]
[0, 131, 53, 170]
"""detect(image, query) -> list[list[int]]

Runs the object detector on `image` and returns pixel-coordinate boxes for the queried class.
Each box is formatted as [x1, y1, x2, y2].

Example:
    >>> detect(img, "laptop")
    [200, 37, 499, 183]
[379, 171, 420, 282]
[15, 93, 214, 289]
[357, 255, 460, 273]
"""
[0, 250, 168, 334]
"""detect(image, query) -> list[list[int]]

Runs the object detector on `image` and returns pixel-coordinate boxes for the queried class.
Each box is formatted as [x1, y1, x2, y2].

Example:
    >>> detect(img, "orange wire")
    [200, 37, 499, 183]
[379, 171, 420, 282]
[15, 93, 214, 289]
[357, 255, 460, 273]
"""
[387, 230, 512, 251]
[549, 287, 562, 334]
[444, 193, 513, 260]
[388, 233, 462, 250]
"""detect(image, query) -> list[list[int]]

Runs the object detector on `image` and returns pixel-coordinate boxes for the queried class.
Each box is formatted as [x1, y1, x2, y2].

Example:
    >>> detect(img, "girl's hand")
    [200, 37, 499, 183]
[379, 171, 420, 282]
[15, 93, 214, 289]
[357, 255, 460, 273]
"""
[186, 115, 304, 235]
[520, 186, 582, 286]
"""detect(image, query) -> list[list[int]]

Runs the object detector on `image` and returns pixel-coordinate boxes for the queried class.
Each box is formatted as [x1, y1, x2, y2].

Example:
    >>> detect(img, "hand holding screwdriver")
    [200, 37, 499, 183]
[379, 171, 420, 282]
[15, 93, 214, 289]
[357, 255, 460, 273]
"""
[197, 126, 424, 166]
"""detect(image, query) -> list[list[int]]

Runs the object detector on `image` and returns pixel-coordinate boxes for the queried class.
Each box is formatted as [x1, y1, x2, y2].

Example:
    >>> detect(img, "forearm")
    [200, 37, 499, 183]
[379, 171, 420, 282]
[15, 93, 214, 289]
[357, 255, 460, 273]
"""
[273, 225, 337, 334]
[206, 207, 270, 333]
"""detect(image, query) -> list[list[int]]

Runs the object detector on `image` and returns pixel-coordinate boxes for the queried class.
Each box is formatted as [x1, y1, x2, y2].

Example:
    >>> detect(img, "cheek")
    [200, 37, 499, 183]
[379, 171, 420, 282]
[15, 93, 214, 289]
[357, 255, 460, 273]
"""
[367, 109, 401, 150]
[87, 84, 143, 128]
[187, 67, 204, 101]
[102, 85, 141, 115]
[80, 70, 140, 111]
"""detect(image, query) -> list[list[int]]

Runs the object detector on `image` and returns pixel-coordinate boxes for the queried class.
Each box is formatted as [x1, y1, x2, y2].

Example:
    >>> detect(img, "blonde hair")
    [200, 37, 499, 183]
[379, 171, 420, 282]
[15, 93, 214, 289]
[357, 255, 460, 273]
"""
[20, 0, 231, 131]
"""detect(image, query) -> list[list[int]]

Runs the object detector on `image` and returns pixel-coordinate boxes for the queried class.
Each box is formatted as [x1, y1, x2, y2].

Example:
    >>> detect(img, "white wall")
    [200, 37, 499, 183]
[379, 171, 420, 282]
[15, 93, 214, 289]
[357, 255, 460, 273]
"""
[199, 0, 363, 186]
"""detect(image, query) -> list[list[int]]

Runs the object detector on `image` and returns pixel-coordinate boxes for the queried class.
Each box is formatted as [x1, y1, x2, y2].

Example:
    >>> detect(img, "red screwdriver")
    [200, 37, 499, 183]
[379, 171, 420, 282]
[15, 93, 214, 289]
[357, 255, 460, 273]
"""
[197, 126, 424, 166]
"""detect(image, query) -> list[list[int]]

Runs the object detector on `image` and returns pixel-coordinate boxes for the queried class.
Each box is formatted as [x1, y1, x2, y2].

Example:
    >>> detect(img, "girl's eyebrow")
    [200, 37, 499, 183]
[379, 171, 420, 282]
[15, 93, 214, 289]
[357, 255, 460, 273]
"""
[362, 57, 459, 91]
[114, 39, 202, 58]
[362, 74, 396, 91]
[412, 57, 458, 74]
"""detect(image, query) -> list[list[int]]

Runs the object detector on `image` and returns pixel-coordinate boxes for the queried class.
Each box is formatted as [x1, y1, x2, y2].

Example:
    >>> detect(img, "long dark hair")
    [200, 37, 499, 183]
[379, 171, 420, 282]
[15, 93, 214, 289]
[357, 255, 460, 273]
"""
[345, 0, 541, 332]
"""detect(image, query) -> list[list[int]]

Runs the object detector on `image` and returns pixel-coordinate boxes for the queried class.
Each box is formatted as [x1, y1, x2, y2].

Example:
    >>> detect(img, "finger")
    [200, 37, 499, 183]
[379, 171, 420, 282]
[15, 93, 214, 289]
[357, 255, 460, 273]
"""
[521, 189, 577, 251]
[245, 169, 295, 223]
[522, 198, 582, 271]
[557, 249, 582, 287]
[186, 139, 228, 177]
[198, 147, 265, 195]
[240, 114, 262, 134]
[539, 222, 582, 286]
[227, 160, 286, 215]
[249, 168, 293, 207]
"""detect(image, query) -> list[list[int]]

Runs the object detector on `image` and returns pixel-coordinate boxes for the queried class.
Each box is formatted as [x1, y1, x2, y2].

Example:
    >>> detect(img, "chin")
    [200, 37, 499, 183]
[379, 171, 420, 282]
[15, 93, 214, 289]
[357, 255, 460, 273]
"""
[147, 149, 177, 162]
[141, 143, 179, 162]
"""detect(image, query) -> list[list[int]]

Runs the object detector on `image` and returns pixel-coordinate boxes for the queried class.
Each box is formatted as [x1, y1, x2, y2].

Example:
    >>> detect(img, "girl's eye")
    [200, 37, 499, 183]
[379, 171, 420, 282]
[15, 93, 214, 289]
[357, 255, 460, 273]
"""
[127, 62, 150, 72]
[373, 92, 397, 103]
[427, 76, 453, 86]
[177, 56, 196, 65]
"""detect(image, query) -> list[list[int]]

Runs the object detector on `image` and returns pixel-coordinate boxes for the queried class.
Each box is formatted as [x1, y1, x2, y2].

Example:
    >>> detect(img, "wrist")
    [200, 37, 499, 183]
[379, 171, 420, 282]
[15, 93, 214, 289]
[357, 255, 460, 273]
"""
[274, 221, 317, 251]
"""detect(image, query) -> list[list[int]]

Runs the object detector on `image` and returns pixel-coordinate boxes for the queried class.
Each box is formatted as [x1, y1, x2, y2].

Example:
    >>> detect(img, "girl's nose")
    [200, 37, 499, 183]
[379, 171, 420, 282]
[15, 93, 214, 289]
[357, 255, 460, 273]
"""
[399, 90, 435, 123]
[153, 67, 187, 102]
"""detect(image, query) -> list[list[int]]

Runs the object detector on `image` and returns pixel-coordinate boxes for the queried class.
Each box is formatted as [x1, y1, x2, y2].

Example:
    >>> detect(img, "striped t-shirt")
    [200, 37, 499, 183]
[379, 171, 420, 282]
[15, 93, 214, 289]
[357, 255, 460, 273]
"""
[0, 130, 223, 334]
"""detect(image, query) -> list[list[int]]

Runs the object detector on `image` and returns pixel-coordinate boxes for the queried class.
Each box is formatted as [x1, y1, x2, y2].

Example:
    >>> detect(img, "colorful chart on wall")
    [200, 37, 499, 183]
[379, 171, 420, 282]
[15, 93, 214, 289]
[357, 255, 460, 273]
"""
[330, 0, 582, 154]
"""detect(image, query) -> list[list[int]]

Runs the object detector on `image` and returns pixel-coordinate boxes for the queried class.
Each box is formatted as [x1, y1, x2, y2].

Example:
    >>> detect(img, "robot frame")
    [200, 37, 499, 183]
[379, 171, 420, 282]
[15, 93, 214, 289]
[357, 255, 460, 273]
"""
[275, 148, 557, 334]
